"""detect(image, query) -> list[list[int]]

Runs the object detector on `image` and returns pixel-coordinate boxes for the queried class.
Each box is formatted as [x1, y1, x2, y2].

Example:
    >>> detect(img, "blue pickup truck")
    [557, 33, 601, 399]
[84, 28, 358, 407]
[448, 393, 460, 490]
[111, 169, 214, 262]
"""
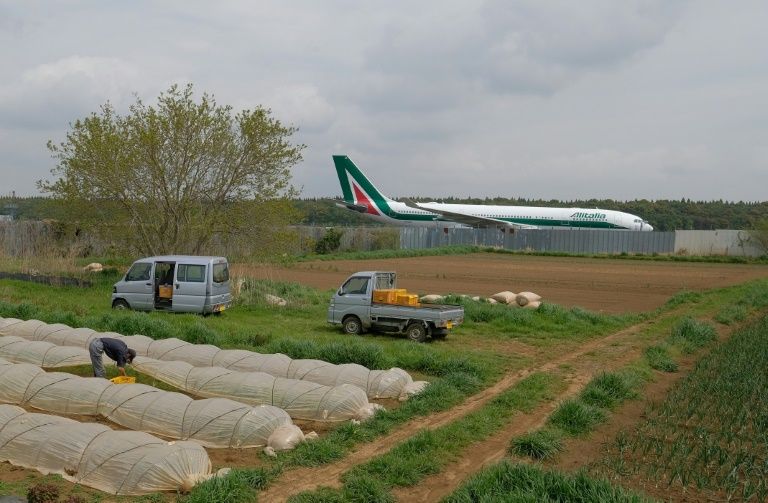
[327, 271, 464, 342]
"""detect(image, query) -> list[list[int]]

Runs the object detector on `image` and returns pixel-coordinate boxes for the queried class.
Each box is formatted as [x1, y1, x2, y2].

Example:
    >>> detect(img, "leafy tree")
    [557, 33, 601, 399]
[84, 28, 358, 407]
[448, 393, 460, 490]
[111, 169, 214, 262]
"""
[40, 84, 303, 255]
[750, 218, 768, 253]
[314, 227, 344, 254]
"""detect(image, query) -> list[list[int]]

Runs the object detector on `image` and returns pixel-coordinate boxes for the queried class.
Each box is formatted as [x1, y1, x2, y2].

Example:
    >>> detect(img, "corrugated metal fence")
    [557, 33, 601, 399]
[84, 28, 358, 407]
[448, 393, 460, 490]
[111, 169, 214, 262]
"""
[401, 227, 674, 255]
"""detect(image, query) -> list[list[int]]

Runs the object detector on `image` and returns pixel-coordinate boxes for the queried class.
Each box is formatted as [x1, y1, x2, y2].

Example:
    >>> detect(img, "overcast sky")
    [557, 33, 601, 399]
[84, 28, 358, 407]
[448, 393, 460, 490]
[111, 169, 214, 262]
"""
[1, 1, 766, 201]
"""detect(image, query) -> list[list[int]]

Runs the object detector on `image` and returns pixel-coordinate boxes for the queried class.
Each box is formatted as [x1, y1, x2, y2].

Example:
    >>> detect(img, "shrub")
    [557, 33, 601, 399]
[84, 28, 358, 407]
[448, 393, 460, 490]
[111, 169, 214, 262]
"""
[27, 484, 59, 503]
[315, 228, 344, 254]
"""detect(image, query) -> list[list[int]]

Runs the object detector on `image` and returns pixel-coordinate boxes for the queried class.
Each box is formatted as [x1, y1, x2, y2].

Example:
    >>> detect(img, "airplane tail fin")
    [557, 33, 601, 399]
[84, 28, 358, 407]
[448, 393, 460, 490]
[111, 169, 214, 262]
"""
[333, 156, 395, 215]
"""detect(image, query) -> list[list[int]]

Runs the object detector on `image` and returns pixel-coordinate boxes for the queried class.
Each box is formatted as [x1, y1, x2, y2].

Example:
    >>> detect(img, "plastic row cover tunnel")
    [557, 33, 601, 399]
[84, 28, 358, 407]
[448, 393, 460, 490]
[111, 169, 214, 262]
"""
[0, 336, 380, 422]
[0, 404, 211, 495]
[0, 357, 305, 450]
[0, 317, 428, 399]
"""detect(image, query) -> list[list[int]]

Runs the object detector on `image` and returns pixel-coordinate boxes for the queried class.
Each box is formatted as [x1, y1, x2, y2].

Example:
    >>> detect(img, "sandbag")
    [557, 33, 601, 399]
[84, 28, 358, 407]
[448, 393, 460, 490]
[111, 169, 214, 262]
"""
[516, 291, 542, 307]
[491, 291, 516, 304]
[522, 300, 541, 310]
[419, 294, 444, 303]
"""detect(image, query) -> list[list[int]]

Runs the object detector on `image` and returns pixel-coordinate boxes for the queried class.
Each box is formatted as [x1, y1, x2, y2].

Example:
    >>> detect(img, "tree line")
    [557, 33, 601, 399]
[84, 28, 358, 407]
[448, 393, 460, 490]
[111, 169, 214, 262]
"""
[295, 198, 768, 232]
[4, 193, 767, 234]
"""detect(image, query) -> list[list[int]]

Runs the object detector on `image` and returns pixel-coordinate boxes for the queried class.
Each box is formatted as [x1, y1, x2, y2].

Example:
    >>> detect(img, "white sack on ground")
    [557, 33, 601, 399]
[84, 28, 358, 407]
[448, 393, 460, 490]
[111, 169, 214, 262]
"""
[516, 292, 542, 307]
[419, 294, 444, 303]
[0, 357, 301, 450]
[522, 300, 542, 310]
[0, 318, 418, 400]
[0, 404, 211, 495]
[490, 291, 516, 304]
[0, 336, 380, 423]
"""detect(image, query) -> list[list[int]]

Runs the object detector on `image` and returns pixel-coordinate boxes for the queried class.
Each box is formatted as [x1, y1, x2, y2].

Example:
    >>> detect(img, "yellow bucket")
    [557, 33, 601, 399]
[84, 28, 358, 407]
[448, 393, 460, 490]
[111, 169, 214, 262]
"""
[110, 376, 136, 384]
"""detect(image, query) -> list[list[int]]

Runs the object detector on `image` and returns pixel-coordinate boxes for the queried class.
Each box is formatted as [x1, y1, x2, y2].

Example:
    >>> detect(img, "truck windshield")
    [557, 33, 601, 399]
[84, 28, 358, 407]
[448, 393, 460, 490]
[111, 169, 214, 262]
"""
[341, 277, 369, 295]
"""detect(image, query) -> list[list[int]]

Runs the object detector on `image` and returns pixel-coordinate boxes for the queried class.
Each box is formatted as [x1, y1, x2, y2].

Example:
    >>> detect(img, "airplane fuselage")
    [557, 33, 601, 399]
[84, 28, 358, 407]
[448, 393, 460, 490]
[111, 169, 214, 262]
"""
[333, 155, 653, 231]
[357, 201, 652, 231]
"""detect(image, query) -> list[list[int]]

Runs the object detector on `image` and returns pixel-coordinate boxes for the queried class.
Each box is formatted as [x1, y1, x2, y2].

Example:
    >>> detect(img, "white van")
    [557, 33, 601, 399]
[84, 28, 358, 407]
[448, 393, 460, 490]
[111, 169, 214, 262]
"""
[112, 255, 232, 314]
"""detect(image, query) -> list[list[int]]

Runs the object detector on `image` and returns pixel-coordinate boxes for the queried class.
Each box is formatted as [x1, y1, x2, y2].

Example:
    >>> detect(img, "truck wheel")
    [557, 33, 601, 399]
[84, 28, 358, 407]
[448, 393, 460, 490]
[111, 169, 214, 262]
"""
[112, 299, 130, 310]
[342, 316, 363, 335]
[406, 323, 427, 343]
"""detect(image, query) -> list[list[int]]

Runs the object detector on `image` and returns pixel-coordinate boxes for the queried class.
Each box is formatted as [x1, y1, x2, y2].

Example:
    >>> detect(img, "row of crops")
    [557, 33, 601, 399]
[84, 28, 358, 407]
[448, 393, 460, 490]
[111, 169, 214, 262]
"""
[599, 314, 768, 501]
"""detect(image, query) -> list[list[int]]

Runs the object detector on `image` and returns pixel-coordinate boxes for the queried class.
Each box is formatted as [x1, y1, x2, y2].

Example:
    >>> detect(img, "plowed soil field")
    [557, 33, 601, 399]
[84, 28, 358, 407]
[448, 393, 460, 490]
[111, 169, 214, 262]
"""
[235, 254, 768, 313]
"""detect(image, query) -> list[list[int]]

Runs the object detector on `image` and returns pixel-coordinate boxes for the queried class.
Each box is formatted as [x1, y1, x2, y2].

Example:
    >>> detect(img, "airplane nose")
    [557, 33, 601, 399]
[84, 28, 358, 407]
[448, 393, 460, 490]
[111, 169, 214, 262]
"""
[645, 224, 653, 231]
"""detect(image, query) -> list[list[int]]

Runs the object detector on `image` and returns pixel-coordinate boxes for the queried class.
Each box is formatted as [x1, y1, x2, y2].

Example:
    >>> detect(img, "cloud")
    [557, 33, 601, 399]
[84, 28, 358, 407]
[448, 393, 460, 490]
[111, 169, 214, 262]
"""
[357, 0, 686, 109]
[0, 56, 146, 130]
[264, 84, 336, 132]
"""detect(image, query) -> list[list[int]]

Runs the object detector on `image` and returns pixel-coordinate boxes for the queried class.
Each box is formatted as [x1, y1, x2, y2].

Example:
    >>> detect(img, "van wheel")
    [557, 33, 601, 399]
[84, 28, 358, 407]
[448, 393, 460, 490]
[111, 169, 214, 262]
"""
[406, 323, 427, 343]
[342, 316, 363, 335]
[112, 299, 130, 310]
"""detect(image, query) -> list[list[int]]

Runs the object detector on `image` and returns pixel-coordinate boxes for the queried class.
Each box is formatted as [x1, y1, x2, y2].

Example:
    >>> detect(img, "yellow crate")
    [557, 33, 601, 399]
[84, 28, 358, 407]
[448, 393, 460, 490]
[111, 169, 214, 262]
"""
[373, 289, 396, 303]
[158, 285, 173, 299]
[110, 376, 136, 384]
[396, 294, 419, 306]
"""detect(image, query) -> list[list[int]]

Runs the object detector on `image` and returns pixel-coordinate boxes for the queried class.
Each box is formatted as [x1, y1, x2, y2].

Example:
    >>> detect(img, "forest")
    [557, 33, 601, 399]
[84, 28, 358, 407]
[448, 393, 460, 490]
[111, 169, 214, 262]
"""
[3, 195, 768, 232]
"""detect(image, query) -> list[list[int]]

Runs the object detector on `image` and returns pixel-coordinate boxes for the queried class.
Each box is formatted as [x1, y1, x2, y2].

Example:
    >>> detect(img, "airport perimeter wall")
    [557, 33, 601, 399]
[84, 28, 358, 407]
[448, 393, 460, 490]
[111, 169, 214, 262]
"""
[400, 227, 766, 257]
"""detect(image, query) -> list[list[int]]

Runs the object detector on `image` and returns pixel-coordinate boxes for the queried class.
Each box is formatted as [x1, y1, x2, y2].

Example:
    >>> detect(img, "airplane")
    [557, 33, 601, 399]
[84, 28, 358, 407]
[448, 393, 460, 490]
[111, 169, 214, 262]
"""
[333, 155, 653, 231]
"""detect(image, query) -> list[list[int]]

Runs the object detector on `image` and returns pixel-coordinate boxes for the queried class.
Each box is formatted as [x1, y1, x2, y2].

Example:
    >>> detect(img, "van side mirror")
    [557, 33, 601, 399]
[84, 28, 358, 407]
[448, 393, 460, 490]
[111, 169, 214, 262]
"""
[338, 289, 345, 296]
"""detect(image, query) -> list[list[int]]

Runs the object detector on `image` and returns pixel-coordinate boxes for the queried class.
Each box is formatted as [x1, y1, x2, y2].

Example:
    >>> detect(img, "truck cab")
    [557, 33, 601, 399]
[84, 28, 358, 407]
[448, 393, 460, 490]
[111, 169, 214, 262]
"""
[328, 271, 464, 342]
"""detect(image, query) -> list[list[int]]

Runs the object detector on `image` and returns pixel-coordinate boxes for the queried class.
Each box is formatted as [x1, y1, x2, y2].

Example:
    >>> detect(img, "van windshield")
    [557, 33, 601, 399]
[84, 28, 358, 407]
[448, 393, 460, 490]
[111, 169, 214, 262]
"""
[213, 263, 229, 283]
[126, 263, 151, 281]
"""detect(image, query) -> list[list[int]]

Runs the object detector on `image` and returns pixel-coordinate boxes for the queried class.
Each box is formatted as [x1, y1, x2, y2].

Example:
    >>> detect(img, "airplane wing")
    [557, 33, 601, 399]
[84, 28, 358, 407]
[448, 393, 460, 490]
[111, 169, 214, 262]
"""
[402, 200, 538, 230]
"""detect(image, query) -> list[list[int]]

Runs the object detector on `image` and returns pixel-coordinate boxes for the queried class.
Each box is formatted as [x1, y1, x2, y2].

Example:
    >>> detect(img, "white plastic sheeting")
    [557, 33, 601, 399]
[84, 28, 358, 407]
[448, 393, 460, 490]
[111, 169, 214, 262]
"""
[0, 335, 380, 422]
[0, 404, 211, 495]
[131, 357, 380, 422]
[0, 357, 303, 450]
[0, 317, 426, 400]
[0, 334, 93, 367]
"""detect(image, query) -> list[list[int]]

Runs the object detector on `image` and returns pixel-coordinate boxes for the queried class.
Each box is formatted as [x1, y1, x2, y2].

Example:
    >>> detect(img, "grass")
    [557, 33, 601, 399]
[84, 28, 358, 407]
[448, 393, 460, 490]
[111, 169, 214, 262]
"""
[295, 245, 768, 266]
[579, 372, 640, 409]
[288, 372, 562, 501]
[443, 461, 653, 503]
[597, 314, 768, 501]
[509, 429, 564, 460]
[644, 345, 678, 372]
[547, 399, 607, 436]
[668, 317, 717, 353]
[1, 258, 767, 500]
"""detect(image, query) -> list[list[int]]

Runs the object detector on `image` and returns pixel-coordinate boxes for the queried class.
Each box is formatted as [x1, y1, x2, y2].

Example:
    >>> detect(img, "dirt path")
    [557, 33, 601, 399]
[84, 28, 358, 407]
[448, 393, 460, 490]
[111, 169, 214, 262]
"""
[257, 316, 664, 502]
[235, 254, 768, 313]
[398, 319, 743, 503]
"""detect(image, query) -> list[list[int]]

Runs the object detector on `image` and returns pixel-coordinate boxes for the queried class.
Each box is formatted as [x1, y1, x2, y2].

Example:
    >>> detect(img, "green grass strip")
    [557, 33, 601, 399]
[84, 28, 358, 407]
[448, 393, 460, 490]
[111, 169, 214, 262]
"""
[443, 461, 653, 502]
[288, 372, 560, 502]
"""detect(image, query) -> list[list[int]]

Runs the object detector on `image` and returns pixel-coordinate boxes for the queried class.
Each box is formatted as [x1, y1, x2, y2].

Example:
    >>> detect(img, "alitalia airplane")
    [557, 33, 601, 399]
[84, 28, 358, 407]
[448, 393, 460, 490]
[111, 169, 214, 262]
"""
[333, 155, 653, 231]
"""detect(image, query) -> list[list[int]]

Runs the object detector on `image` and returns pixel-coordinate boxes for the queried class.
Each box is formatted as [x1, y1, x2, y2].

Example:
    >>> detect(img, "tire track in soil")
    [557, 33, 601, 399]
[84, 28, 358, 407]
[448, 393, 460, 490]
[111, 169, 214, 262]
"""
[392, 333, 647, 502]
[394, 316, 745, 502]
[257, 317, 661, 502]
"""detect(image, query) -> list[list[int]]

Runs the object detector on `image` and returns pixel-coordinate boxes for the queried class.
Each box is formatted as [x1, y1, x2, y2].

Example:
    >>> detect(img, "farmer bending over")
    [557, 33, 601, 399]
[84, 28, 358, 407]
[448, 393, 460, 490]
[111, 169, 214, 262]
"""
[89, 337, 136, 378]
